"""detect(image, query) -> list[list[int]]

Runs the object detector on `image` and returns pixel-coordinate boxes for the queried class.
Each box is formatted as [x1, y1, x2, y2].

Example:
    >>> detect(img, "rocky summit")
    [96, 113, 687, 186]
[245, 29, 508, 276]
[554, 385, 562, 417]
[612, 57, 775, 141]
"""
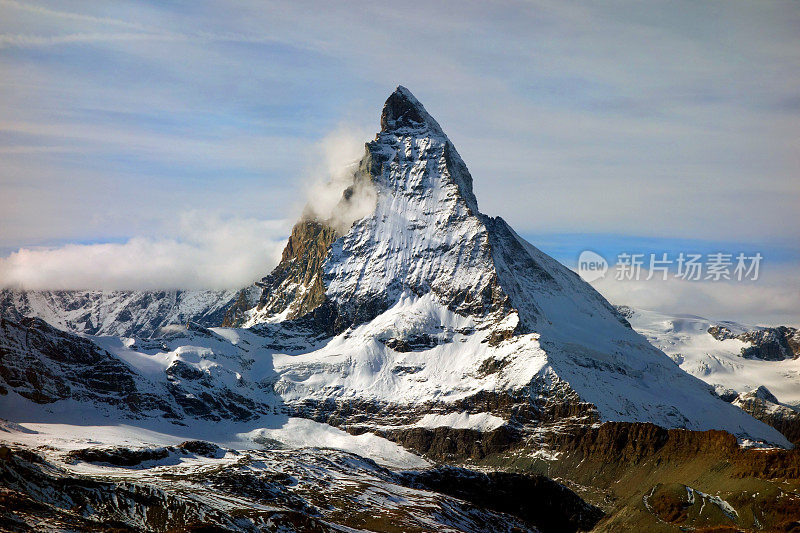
[1, 87, 799, 532]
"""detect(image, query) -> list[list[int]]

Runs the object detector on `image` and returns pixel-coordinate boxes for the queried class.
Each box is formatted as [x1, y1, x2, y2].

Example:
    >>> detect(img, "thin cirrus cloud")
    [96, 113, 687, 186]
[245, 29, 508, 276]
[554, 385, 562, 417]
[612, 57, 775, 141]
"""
[0, 0, 797, 324]
[0, 30, 295, 50]
[0, 0, 147, 29]
[0, 32, 170, 48]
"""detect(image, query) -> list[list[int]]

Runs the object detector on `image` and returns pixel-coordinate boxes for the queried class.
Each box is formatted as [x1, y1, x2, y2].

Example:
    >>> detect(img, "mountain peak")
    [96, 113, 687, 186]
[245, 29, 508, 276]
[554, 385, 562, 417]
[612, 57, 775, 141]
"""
[380, 85, 444, 135]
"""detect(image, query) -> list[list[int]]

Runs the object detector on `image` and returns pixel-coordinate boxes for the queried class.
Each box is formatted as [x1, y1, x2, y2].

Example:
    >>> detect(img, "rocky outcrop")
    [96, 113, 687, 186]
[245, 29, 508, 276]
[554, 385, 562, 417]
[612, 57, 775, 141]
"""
[547, 422, 735, 464]
[66, 446, 171, 467]
[223, 220, 338, 327]
[708, 324, 800, 360]
[733, 386, 800, 445]
[546, 421, 800, 480]
[386, 426, 523, 461]
[0, 316, 274, 422]
[65, 441, 224, 467]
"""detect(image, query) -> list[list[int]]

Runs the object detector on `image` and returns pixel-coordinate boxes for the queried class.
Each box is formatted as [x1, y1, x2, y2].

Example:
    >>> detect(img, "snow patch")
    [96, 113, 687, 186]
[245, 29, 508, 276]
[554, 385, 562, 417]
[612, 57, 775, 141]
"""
[416, 412, 506, 432]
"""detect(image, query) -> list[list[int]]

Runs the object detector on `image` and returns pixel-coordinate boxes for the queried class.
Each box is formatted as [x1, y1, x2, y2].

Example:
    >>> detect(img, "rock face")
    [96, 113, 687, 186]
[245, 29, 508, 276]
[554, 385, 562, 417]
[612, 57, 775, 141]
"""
[223, 220, 337, 327]
[0, 316, 161, 410]
[0, 289, 237, 338]
[0, 316, 274, 422]
[538, 421, 800, 531]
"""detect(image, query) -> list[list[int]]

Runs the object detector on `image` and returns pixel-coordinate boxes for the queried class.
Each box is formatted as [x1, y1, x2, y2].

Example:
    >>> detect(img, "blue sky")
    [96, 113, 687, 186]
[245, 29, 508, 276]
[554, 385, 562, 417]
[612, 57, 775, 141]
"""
[0, 1, 798, 324]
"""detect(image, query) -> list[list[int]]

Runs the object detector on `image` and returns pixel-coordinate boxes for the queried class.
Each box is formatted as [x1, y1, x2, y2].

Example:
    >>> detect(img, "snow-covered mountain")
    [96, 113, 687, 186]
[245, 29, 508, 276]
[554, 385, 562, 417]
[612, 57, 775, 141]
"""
[0, 289, 237, 337]
[214, 86, 786, 446]
[2, 86, 786, 447]
[621, 306, 800, 445]
[621, 306, 800, 406]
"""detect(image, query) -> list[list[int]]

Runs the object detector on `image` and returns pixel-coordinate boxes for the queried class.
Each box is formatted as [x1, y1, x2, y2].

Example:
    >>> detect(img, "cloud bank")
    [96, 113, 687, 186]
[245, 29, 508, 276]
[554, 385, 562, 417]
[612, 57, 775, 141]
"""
[0, 212, 289, 290]
[0, 126, 377, 292]
[591, 267, 800, 327]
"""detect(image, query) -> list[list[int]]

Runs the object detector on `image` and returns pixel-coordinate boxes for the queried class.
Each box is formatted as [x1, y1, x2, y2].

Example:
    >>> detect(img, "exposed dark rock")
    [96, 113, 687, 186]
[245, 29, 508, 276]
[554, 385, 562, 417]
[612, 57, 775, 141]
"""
[166, 360, 205, 381]
[0, 316, 170, 414]
[177, 440, 223, 458]
[715, 386, 739, 403]
[400, 467, 604, 533]
[283, 380, 599, 444]
[476, 356, 511, 376]
[708, 324, 800, 361]
[382, 333, 439, 352]
[224, 220, 338, 328]
[546, 421, 800, 480]
[380, 85, 442, 134]
[384, 426, 522, 461]
[66, 446, 170, 467]
[66, 442, 225, 468]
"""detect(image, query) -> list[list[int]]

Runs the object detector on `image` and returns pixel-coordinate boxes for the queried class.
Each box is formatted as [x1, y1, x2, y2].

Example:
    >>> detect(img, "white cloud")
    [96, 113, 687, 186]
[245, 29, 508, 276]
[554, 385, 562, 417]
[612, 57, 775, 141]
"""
[0, 212, 290, 290]
[591, 266, 800, 327]
[301, 125, 377, 234]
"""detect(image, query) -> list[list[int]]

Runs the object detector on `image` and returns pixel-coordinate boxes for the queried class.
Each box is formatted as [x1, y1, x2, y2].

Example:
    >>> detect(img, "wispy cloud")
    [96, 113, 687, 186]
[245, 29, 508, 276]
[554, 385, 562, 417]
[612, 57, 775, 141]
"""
[0, 1, 292, 50]
[0, 0, 148, 30]
[0, 30, 290, 50]
[0, 31, 183, 49]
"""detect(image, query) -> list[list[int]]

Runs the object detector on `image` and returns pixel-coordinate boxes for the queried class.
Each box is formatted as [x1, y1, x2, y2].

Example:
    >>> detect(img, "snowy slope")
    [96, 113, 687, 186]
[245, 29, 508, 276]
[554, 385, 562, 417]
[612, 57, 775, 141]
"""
[623, 307, 800, 406]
